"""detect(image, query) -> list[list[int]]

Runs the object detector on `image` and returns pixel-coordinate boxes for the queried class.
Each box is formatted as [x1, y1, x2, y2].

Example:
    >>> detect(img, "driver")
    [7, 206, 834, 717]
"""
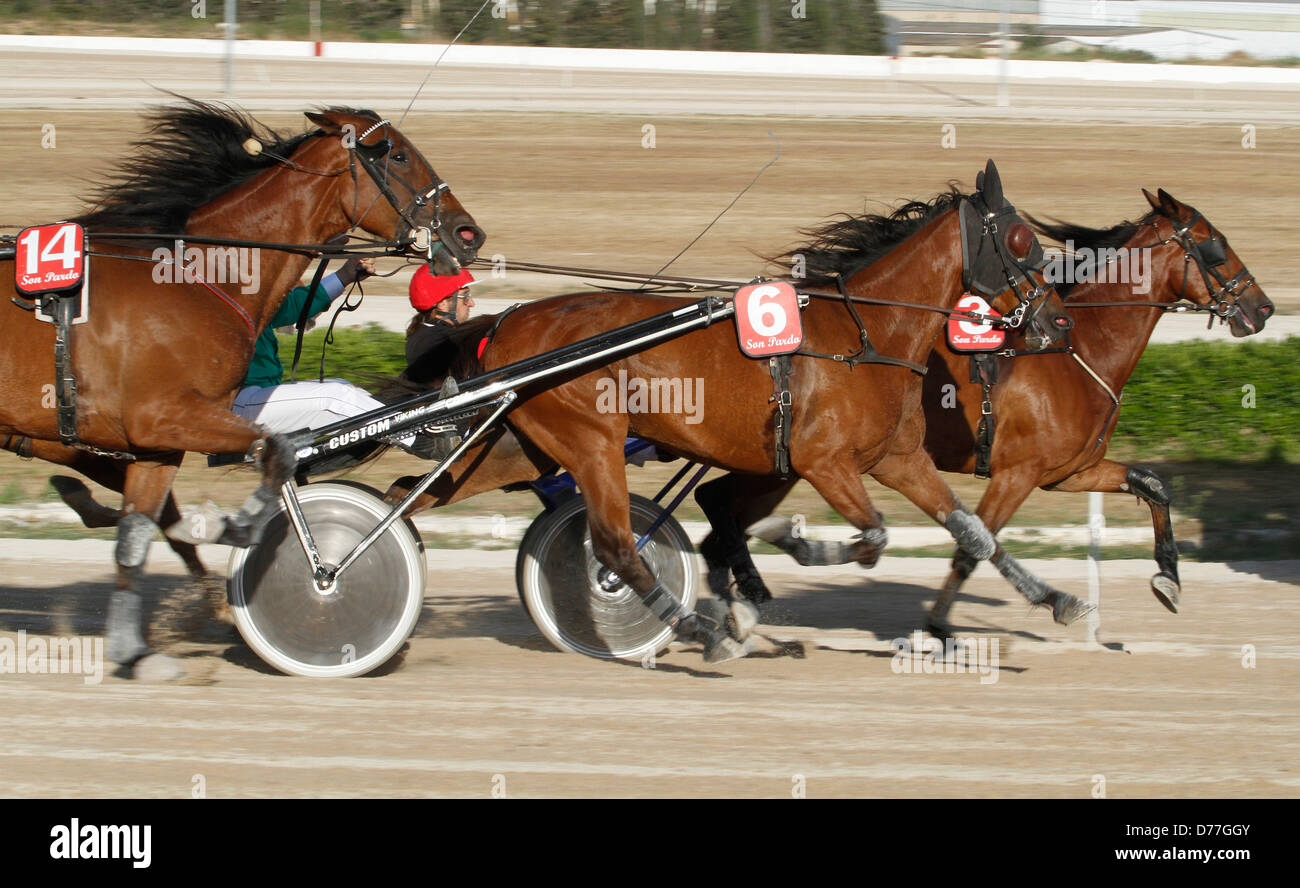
[233, 254, 437, 457]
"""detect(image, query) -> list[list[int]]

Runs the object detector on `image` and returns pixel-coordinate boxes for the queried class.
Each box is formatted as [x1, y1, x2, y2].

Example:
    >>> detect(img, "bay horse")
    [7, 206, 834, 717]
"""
[0, 100, 484, 679]
[413, 160, 1081, 663]
[694, 187, 1273, 638]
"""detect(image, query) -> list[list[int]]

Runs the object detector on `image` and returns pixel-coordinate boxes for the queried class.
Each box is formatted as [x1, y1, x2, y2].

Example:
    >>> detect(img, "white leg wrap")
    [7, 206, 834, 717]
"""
[944, 510, 996, 561]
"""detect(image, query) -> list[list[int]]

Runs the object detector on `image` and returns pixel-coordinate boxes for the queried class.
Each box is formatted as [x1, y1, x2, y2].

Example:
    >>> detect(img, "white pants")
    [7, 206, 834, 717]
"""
[233, 380, 414, 446]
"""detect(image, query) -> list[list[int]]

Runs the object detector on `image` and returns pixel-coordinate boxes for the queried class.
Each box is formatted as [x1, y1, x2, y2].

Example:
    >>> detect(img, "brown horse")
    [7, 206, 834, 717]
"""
[396, 162, 1081, 663]
[0, 100, 483, 678]
[694, 188, 1273, 638]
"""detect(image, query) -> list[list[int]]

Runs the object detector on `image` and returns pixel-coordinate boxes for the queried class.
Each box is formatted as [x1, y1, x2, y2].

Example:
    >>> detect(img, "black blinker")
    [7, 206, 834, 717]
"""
[1199, 237, 1227, 268]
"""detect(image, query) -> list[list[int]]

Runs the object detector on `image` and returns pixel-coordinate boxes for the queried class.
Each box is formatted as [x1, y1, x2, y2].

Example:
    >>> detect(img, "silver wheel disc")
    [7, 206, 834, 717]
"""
[516, 493, 698, 660]
[227, 483, 425, 677]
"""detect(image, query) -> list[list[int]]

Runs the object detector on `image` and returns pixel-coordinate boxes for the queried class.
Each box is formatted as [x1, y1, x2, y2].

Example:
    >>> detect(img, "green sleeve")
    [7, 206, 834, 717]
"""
[269, 284, 333, 330]
[242, 285, 333, 389]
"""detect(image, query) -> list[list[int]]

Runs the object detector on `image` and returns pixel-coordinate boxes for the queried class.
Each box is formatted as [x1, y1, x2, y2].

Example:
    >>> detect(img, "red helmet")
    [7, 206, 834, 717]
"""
[409, 266, 475, 312]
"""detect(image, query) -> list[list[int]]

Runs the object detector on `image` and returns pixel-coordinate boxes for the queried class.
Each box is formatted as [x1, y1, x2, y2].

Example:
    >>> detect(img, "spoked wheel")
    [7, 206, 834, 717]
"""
[515, 493, 698, 660]
[227, 482, 426, 678]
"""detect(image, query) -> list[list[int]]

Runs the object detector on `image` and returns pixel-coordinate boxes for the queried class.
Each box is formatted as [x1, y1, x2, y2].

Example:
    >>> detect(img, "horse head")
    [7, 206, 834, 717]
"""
[304, 109, 485, 276]
[964, 159, 1073, 351]
[1141, 188, 1272, 337]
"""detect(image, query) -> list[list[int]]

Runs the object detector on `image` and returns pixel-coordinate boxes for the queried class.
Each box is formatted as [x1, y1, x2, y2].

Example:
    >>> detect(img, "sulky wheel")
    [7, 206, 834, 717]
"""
[515, 493, 698, 660]
[227, 482, 426, 678]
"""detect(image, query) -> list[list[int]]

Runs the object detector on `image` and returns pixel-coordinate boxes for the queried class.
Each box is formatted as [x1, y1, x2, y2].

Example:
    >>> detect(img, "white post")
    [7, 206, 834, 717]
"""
[997, 0, 1010, 107]
[1087, 491, 1104, 645]
[224, 0, 237, 95]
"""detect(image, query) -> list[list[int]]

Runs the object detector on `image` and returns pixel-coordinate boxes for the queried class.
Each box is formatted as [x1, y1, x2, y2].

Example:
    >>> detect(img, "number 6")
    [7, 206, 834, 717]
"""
[747, 284, 787, 337]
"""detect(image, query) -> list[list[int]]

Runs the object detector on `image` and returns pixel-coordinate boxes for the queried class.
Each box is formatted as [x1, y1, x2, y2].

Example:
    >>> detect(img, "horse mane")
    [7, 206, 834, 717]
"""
[73, 97, 381, 233]
[1025, 208, 1161, 297]
[769, 186, 965, 286]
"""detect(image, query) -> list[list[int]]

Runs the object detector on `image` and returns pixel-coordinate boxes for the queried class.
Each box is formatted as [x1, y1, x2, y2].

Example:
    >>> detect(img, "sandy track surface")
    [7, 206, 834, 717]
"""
[1, 551, 1296, 798]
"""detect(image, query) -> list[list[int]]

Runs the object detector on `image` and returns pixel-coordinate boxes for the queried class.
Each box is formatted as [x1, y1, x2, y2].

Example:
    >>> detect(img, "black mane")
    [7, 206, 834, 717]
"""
[1025, 208, 1161, 297]
[73, 98, 379, 233]
[770, 187, 965, 286]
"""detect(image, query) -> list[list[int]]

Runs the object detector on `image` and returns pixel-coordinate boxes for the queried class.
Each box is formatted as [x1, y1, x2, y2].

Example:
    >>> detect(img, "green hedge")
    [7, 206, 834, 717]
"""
[1113, 337, 1300, 463]
[284, 326, 1300, 463]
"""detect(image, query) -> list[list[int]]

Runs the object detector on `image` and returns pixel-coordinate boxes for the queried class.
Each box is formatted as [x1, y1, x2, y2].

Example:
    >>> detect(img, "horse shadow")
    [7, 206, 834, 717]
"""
[747, 576, 1010, 643]
[1148, 460, 1299, 586]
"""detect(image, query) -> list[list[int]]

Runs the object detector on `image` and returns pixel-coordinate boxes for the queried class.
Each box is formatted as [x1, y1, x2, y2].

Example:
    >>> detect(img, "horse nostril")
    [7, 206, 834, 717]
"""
[1259, 302, 1274, 318]
[1054, 315, 1074, 329]
[457, 226, 479, 244]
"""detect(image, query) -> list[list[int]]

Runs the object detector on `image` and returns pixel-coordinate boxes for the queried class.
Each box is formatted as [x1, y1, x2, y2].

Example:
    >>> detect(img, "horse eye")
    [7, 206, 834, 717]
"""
[392, 152, 407, 164]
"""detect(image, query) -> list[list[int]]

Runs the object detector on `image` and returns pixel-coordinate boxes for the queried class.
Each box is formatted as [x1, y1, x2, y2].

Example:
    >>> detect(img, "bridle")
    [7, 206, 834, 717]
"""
[961, 190, 1055, 332]
[1143, 211, 1255, 321]
[347, 119, 464, 268]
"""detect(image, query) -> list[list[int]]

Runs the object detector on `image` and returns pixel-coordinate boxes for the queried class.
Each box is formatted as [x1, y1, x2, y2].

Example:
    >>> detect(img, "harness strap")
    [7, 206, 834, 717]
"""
[51, 295, 79, 446]
[969, 353, 998, 479]
[290, 255, 332, 383]
[794, 275, 929, 375]
[1, 435, 34, 459]
[768, 354, 794, 477]
[478, 302, 523, 360]
[1071, 350, 1122, 454]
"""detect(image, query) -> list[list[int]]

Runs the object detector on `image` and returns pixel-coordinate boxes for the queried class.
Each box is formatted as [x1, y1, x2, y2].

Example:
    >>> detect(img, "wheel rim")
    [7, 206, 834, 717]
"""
[228, 484, 425, 677]
[518, 495, 697, 660]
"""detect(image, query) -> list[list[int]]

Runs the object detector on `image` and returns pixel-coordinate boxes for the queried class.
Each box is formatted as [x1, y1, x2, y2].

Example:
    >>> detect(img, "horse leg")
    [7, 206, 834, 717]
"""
[120, 396, 297, 548]
[505, 412, 746, 664]
[696, 473, 796, 604]
[695, 473, 797, 641]
[1047, 459, 1180, 613]
[790, 458, 894, 569]
[6, 436, 209, 577]
[105, 456, 188, 681]
[869, 450, 1094, 632]
[928, 464, 1043, 638]
[49, 461, 206, 578]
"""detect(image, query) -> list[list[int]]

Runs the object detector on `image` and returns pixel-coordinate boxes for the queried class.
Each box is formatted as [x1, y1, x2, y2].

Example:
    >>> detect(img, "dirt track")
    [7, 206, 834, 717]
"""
[1, 551, 1296, 798]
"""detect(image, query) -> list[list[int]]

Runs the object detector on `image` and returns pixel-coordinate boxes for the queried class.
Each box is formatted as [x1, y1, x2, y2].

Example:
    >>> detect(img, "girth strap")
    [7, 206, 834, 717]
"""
[51, 295, 80, 446]
[768, 354, 793, 477]
[969, 353, 998, 479]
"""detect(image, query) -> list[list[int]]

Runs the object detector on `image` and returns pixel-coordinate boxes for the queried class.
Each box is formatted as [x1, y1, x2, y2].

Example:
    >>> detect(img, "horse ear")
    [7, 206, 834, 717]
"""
[1142, 188, 1162, 212]
[980, 159, 1004, 206]
[1156, 188, 1181, 215]
[305, 111, 341, 134]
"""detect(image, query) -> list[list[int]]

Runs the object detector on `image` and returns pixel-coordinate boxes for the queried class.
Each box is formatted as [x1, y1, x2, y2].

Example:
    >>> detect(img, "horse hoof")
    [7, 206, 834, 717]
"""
[216, 518, 260, 549]
[1051, 594, 1096, 626]
[131, 653, 186, 683]
[1151, 573, 1180, 614]
[728, 600, 761, 641]
[704, 634, 749, 664]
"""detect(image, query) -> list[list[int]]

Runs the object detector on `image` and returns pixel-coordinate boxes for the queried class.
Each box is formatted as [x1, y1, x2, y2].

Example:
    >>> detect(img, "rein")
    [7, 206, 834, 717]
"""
[470, 257, 1015, 329]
